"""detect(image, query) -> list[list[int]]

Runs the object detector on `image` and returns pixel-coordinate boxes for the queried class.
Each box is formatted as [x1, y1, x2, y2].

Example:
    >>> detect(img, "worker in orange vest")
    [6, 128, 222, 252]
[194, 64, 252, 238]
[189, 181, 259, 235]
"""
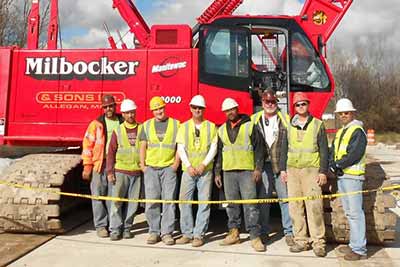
[81, 95, 124, 238]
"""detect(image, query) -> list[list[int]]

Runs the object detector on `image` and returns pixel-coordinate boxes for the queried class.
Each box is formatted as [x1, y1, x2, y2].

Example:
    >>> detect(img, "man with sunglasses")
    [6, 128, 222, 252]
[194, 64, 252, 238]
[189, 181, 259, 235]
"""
[286, 92, 329, 257]
[215, 98, 266, 252]
[175, 95, 218, 247]
[251, 89, 294, 246]
[82, 94, 124, 238]
[330, 98, 367, 261]
[139, 96, 180, 245]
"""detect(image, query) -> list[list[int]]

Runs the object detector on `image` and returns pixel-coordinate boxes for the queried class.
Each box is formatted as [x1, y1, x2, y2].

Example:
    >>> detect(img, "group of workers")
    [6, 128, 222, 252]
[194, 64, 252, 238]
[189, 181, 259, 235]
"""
[81, 91, 367, 261]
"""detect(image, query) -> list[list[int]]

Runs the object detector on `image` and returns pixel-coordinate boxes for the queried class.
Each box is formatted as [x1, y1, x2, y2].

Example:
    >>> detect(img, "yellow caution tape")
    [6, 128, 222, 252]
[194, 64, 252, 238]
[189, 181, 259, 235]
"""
[1, 180, 400, 205]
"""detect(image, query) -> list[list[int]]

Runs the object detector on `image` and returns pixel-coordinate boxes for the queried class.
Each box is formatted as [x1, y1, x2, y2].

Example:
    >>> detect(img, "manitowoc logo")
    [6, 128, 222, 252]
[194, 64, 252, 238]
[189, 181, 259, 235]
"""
[25, 57, 140, 80]
[152, 57, 187, 78]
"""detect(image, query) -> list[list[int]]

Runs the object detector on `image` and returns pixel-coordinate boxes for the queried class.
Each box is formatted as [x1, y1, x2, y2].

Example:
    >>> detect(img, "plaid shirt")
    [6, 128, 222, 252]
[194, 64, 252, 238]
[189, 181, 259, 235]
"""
[254, 111, 288, 174]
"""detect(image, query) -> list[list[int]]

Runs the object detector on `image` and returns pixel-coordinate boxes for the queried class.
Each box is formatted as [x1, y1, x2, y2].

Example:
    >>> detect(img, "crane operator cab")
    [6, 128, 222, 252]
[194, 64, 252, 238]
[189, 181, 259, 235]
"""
[199, 18, 331, 114]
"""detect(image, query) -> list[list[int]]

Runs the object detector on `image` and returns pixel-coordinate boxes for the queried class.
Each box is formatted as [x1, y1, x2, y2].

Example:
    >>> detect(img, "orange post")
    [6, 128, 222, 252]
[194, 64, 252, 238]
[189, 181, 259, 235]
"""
[367, 129, 376, 146]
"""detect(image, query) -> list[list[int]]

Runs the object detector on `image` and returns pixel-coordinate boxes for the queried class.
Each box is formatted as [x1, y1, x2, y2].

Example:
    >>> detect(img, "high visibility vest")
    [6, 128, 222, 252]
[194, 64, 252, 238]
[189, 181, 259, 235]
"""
[334, 125, 366, 175]
[144, 118, 179, 168]
[218, 121, 254, 171]
[251, 110, 289, 128]
[115, 124, 141, 172]
[181, 119, 217, 172]
[287, 118, 322, 168]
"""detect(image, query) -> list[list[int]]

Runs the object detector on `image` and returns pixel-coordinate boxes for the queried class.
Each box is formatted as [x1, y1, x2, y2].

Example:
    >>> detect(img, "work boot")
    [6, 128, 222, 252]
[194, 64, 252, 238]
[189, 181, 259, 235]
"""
[192, 237, 204, 247]
[123, 230, 134, 239]
[147, 234, 161, 244]
[313, 247, 327, 257]
[289, 243, 310, 253]
[260, 234, 269, 244]
[96, 227, 109, 238]
[220, 228, 240, 246]
[344, 251, 367, 261]
[337, 245, 352, 255]
[176, 236, 192, 245]
[110, 232, 122, 241]
[285, 235, 295, 247]
[251, 237, 266, 252]
[162, 234, 175, 245]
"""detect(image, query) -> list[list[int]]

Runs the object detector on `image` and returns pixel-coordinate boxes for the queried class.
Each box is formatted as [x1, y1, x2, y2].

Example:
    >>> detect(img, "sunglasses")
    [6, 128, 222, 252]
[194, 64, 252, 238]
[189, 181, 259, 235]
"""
[263, 100, 277, 105]
[103, 104, 115, 109]
[191, 105, 204, 110]
[338, 112, 350, 116]
[295, 102, 308, 107]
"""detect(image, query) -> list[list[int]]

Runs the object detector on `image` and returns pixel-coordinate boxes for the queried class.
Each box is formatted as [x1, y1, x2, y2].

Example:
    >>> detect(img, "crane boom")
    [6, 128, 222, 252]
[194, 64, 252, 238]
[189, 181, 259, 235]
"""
[112, 0, 151, 48]
[47, 0, 59, 49]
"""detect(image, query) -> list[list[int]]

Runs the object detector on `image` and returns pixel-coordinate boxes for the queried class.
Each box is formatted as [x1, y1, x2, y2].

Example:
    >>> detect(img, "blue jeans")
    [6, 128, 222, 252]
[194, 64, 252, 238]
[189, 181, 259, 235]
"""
[338, 177, 367, 255]
[144, 166, 177, 236]
[258, 162, 293, 236]
[90, 169, 110, 229]
[179, 171, 213, 238]
[109, 173, 141, 234]
[223, 170, 261, 239]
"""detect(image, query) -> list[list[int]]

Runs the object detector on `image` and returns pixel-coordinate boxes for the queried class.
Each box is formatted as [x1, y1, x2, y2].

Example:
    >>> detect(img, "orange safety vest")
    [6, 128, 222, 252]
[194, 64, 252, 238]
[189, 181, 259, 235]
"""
[81, 120, 106, 173]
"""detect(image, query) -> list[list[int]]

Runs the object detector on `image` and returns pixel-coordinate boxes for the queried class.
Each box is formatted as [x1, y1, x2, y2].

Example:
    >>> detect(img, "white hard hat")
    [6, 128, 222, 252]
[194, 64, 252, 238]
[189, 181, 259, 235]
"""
[189, 95, 206, 108]
[334, 98, 356, 113]
[221, 98, 239, 111]
[120, 99, 137, 112]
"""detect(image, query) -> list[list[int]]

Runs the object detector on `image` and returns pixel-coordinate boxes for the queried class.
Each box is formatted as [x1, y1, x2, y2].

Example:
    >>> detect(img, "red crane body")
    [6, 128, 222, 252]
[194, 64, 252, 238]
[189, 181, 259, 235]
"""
[0, 0, 353, 147]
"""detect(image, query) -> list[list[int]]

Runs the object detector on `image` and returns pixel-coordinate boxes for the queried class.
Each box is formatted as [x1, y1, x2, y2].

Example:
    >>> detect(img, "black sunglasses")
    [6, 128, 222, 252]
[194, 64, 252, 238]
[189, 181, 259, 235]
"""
[103, 104, 115, 109]
[263, 100, 277, 105]
[295, 102, 308, 107]
[190, 105, 204, 110]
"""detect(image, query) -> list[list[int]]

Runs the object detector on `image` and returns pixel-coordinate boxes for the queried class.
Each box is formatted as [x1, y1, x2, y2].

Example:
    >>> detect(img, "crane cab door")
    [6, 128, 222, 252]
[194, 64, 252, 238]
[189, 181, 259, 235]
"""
[198, 25, 252, 124]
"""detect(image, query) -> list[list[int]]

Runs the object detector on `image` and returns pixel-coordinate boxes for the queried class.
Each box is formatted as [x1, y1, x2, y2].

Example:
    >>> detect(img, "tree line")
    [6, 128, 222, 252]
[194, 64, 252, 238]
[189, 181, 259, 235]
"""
[330, 35, 400, 133]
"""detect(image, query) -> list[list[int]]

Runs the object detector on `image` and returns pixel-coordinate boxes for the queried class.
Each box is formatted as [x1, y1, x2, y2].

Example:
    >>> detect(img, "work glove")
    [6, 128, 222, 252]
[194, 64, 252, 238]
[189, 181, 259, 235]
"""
[329, 163, 344, 177]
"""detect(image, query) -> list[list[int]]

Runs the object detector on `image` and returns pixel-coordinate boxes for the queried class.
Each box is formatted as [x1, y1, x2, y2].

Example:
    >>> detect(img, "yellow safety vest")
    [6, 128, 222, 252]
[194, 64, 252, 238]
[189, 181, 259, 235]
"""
[144, 118, 179, 168]
[334, 125, 366, 175]
[218, 121, 254, 171]
[251, 110, 289, 128]
[287, 118, 322, 168]
[115, 124, 141, 172]
[181, 119, 217, 172]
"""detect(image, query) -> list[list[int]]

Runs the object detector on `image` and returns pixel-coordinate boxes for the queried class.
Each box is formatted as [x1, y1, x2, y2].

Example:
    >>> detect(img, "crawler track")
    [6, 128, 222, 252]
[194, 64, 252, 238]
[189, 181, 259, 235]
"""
[0, 154, 85, 233]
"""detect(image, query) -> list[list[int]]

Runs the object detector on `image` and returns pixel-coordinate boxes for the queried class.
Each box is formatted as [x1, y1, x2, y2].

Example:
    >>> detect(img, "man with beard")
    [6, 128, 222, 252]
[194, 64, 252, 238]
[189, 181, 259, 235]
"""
[82, 95, 124, 238]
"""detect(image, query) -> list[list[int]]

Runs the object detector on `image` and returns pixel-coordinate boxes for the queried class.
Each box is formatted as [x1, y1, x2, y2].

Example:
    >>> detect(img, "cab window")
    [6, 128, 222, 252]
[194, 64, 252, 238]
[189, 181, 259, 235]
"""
[290, 32, 330, 91]
[199, 26, 251, 91]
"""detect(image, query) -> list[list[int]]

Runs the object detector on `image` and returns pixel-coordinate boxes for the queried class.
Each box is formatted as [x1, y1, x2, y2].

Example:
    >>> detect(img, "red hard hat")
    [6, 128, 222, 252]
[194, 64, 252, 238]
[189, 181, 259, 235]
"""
[261, 89, 278, 102]
[292, 92, 310, 105]
[102, 95, 116, 107]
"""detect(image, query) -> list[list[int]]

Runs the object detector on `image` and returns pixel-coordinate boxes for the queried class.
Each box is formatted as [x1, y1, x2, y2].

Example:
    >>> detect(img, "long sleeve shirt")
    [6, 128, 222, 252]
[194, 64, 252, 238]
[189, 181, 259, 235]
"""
[215, 114, 266, 176]
[106, 124, 141, 176]
[288, 114, 329, 174]
[329, 120, 367, 169]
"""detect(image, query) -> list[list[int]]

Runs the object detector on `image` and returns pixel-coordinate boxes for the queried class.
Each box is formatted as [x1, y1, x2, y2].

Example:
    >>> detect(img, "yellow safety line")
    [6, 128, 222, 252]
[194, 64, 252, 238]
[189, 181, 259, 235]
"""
[0, 180, 399, 205]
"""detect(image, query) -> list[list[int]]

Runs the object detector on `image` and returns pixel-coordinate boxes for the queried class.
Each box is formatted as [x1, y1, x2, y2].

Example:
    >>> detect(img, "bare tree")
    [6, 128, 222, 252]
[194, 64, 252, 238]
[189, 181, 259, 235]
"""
[0, 0, 50, 47]
[330, 36, 400, 132]
[0, 0, 13, 46]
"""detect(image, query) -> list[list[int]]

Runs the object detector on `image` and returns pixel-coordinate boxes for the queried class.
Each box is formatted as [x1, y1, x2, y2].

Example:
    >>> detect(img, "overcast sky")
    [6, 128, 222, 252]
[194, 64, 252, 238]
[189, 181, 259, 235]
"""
[56, 0, 399, 55]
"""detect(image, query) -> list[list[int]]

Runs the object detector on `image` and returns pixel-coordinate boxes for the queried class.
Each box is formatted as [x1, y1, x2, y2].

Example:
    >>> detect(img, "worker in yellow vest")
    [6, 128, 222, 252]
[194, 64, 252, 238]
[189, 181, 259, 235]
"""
[139, 96, 180, 246]
[330, 98, 367, 261]
[286, 92, 329, 257]
[106, 99, 141, 241]
[215, 98, 266, 252]
[175, 95, 218, 247]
